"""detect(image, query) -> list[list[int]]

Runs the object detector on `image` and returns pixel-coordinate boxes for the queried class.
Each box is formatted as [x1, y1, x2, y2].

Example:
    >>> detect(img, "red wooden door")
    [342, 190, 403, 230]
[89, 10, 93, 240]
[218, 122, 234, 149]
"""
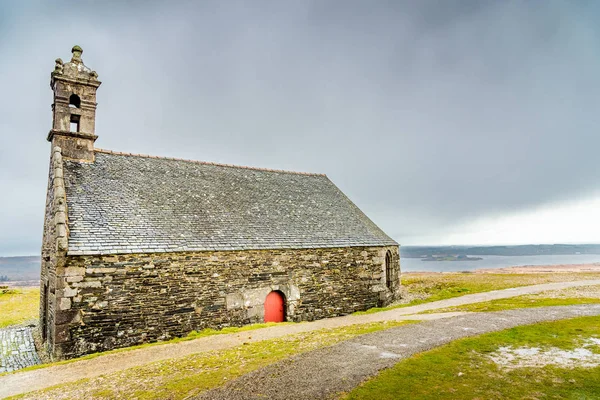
[264, 291, 285, 322]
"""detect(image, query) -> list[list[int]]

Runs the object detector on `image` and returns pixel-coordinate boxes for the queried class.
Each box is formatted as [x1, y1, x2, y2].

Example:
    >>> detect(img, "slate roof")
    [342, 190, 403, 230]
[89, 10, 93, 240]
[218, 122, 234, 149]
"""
[63, 150, 397, 255]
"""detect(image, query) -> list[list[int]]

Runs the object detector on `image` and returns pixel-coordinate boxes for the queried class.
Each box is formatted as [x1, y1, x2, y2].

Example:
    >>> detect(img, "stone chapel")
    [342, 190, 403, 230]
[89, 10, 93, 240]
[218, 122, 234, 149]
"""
[40, 46, 401, 359]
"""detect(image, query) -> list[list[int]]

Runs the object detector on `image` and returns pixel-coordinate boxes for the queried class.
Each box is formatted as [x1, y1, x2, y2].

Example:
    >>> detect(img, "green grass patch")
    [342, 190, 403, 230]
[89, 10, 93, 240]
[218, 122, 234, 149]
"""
[354, 272, 600, 315]
[0, 287, 39, 328]
[344, 316, 600, 400]
[13, 320, 415, 400]
[422, 296, 600, 314]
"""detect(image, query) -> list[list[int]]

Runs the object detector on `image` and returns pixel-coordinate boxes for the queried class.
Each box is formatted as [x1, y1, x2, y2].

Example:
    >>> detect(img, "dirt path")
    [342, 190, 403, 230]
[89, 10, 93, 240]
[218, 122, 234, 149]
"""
[1, 279, 599, 399]
[196, 304, 600, 400]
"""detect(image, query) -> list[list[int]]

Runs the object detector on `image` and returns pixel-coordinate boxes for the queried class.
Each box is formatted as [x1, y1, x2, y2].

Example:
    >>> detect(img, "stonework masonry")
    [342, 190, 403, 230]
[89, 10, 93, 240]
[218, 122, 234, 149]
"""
[40, 46, 402, 360]
[49, 246, 400, 359]
[39, 146, 69, 350]
[47, 45, 101, 162]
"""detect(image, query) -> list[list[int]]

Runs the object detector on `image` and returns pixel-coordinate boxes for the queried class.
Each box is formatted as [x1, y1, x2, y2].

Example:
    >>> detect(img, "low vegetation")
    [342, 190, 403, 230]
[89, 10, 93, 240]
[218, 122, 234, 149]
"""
[430, 296, 600, 313]
[13, 321, 414, 400]
[1, 321, 295, 377]
[355, 272, 600, 314]
[0, 287, 39, 328]
[421, 284, 600, 314]
[344, 316, 600, 399]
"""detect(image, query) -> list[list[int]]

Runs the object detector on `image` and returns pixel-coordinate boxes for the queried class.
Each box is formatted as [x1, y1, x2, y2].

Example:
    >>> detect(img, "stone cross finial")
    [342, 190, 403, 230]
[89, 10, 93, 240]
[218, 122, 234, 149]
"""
[71, 45, 83, 63]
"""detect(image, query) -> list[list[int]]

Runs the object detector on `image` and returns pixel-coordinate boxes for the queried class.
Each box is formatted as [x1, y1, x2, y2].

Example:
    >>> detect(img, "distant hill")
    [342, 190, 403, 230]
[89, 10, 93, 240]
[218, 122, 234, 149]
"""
[0, 256, 40, 281]
[401, 244, 600, 258]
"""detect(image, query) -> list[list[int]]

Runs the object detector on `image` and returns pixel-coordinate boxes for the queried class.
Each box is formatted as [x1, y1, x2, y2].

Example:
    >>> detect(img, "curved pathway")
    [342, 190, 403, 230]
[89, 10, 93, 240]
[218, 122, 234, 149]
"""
[1, 279, 599, 399]
[196, 304, 600, 400]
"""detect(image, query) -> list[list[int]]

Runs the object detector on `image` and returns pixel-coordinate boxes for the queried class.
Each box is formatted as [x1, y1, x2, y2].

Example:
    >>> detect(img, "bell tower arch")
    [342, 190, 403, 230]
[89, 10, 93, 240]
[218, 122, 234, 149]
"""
[48, 45, 101, 162]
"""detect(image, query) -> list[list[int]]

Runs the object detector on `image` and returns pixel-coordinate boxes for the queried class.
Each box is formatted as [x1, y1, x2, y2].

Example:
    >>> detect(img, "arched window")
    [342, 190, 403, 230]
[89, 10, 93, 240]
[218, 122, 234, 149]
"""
[385, 251, 393, 289]
[69, 94, 81, 108]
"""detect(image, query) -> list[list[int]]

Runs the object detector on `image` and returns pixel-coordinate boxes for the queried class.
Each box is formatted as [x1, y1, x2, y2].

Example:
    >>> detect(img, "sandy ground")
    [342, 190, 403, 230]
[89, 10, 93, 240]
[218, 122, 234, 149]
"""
[475, 263, 600, 274]
[400, 263, 600, 275]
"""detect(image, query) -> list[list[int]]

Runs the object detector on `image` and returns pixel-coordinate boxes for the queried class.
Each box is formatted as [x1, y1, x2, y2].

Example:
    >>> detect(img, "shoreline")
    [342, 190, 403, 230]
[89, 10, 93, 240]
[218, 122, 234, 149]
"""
[404, 262, 600, 275]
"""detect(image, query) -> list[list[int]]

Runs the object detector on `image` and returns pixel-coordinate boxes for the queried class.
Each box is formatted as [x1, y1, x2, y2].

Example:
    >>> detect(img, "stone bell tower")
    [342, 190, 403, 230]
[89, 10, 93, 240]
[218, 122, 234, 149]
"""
[48, 45, 101, 162]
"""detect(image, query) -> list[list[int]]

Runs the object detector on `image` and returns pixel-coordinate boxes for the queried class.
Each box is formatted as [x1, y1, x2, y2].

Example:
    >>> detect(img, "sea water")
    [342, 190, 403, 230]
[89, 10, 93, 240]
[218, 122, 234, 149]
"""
[400, 254, 600, 272]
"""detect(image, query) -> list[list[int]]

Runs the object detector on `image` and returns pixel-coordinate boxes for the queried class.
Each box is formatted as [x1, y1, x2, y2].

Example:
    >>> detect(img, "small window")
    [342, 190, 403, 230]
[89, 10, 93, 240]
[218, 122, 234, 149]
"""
[385, 251, 393, 289]
[70, 114, 80, 132]
[69, 94, 81, 108]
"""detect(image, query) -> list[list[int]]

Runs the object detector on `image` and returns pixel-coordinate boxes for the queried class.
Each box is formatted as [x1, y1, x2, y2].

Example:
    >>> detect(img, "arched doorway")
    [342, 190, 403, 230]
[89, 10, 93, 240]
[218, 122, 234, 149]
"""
[264, 291, 285, 322]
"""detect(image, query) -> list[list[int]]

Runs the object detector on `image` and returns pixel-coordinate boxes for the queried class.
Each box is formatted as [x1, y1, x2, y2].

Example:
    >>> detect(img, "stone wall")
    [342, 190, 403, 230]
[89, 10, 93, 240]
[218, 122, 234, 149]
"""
[39, 146, 69, 350]
[50, 79, 99, 136]
[50, 245, 400, 359]
[48, 131, 97, 163]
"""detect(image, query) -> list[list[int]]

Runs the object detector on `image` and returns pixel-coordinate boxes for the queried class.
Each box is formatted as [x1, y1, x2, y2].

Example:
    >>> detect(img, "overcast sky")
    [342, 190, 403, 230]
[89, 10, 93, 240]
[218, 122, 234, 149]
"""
[1, 0, 599, 256]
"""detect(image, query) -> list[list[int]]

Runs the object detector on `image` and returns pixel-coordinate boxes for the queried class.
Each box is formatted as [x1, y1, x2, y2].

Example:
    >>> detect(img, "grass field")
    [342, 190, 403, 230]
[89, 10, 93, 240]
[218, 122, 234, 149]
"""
[354, 272, 600, 315]
[429, 296, 600, 313]
[345, 316, 600, 399]
[0, 287, 39, 328]
[419, 284, 600, 314]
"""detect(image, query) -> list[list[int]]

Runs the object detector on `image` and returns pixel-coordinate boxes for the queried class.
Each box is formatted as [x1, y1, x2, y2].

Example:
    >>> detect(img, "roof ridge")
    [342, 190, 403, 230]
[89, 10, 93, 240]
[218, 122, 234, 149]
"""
[94, 148, 326, 177]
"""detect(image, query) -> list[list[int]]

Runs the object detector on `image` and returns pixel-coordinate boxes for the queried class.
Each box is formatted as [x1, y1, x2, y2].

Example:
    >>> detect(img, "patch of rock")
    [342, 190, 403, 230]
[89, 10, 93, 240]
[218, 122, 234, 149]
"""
[0, 327, 42, 373]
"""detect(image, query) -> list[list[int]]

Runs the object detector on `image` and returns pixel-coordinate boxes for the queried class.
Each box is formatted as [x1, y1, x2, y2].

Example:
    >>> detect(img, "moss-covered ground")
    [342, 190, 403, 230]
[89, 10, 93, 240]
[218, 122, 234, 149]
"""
[344, 316, 600, 400]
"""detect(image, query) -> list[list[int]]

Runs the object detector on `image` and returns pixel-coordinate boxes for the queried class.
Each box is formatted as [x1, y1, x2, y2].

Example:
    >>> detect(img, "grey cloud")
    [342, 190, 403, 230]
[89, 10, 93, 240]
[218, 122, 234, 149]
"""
[1, 0, 599, 255]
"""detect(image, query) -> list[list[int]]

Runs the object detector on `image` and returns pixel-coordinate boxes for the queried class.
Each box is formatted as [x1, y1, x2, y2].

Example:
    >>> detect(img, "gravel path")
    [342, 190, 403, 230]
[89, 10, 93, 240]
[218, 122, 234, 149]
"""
[196, 304, 600, 400]
[1, 279, 599, 399]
